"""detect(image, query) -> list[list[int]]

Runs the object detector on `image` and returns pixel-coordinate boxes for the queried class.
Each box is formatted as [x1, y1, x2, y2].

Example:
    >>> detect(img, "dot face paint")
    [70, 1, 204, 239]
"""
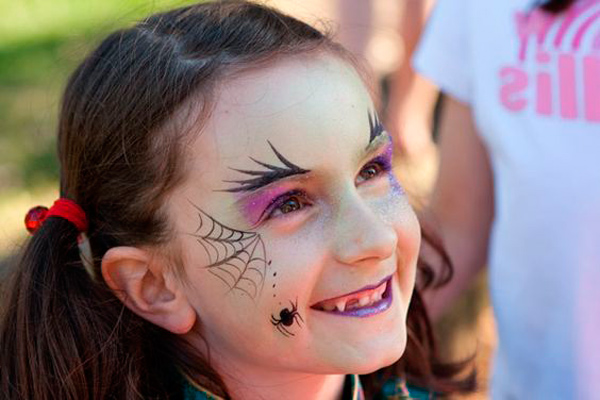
[166, 54, 420, 382]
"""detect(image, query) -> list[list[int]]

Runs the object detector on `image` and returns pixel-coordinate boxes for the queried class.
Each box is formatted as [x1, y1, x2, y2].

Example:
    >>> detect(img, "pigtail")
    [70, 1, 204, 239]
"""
[2, 218, 108, 399]
[0, 218, 181, 399]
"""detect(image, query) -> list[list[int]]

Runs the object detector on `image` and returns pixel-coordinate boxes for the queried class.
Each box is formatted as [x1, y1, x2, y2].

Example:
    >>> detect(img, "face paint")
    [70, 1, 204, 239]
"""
[355, 134, 394, 184]
[239, 184, 311, 227]
[188, 202, 267, 300]
[167, 55, 420, 382]
[270, 298, 304, 337]
[362, 116, 405, 197]
[367, 110, 384, 145]
[310, 275, 393, 318]
[222, 141, 310, 193]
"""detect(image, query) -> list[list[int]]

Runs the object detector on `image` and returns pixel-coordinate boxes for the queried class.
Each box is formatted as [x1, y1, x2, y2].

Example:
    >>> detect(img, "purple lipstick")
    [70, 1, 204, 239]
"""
[311, 275, 393, 318]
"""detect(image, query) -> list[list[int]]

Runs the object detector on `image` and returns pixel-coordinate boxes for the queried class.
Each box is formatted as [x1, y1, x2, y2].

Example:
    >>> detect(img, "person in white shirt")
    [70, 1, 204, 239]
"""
[414, 0, 600, 398]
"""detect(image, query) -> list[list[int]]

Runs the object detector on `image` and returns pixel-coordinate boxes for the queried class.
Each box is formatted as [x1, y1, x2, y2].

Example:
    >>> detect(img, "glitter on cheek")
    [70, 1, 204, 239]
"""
[389, 173, 405, 196]
[374, 190, 403, 226]
[380, 141, 404, 196]
[377, 176, 410, 226]
[383, 139, 394, 157]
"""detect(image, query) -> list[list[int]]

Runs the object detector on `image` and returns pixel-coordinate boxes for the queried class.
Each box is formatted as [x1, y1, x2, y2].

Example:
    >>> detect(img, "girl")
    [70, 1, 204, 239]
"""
[0, 2, 472, 399]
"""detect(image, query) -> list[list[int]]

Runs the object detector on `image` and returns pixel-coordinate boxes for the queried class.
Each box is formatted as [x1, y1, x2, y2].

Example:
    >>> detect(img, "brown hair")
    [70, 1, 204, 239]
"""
[0, 1, 473, 398]
[539, 0, 576, 13]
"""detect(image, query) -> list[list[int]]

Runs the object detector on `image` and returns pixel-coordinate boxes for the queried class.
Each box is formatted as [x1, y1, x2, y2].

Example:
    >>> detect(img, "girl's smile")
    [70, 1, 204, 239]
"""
[311, 274, 393, 317]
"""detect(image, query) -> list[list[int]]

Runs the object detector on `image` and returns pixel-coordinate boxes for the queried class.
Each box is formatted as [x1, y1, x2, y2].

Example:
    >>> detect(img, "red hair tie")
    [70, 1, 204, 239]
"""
[25, 198, 88, 234]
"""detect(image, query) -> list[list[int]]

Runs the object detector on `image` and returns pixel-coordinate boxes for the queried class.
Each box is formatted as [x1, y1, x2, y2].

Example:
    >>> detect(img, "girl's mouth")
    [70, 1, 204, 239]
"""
[310, 275, 393, 318]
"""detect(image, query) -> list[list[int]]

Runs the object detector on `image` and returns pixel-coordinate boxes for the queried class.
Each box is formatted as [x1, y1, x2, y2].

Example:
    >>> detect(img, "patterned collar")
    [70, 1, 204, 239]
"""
[183, 378, 224, 400]
[182, 374, 364, 400]
[182, 373, 421, 400]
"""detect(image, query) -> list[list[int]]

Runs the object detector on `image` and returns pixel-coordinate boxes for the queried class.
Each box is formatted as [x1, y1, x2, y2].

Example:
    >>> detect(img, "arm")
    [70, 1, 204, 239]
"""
[387, 0, 438, 159]
[424, 96, 495, 320]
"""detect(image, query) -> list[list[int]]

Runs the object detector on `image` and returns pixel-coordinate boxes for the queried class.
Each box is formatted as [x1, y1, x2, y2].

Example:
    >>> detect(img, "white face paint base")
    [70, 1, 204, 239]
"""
[166, 54, 420, 381]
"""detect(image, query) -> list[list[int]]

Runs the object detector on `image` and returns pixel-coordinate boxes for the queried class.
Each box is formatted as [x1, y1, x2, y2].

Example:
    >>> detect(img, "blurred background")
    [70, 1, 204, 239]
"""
[0, 0, 201, 265]
[0, 0, 495, 397]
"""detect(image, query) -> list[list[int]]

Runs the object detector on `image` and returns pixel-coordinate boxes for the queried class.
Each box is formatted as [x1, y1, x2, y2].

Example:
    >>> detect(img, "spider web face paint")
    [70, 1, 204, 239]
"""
[221, 140, 310, 193]
[368, 110, 385, 144]
[189, 203, 267, 300]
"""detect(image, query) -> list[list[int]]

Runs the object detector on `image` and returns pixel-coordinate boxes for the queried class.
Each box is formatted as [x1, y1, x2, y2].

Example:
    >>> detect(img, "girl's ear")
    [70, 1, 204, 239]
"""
[101, 246, 196, 334]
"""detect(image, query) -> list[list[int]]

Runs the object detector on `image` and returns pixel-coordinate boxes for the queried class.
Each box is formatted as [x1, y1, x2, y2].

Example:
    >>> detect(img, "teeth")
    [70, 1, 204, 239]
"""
[374, 291, 383, 301]
[317, 280, 388, 312]
[359, 296, 370, 307]
[346, 299, 359, 310]
[377, 285, 386, 299]
[370, 284, 386, 304]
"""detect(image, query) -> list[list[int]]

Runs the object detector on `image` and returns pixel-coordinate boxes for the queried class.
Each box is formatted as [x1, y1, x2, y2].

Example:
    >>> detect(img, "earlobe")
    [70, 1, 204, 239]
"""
[101, 246, 196, 334]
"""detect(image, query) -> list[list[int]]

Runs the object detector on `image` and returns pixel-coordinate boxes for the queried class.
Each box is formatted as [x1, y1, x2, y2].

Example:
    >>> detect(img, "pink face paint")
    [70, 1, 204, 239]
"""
[240, 136, 400, 227]
[240, 184, 298, 227]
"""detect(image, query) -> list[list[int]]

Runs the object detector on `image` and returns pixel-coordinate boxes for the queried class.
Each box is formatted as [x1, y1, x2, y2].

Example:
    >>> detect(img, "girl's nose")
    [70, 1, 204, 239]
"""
[331, 195, 398, 267]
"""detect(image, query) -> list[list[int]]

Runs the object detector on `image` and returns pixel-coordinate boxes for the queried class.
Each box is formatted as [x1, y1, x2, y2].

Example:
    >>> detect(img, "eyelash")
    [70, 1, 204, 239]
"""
[356, 154, 393, 183]
[262, 154, 393, 221]
[263, 190, 310, 220]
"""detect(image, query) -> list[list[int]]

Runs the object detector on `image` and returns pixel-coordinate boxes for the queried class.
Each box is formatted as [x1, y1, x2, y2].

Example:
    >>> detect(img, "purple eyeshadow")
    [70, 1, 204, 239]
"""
[370, 141, 394, 172]
[380, 142, 404, 194]
[241, 186, 292, 226]
[239, 140, 399, 226]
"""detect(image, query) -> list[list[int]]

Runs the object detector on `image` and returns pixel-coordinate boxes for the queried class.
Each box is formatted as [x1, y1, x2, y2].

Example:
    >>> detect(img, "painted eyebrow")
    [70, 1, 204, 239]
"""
[220, 141, 310, 193]
[363, 130, 392, 159]
[367, 109, 385, 145]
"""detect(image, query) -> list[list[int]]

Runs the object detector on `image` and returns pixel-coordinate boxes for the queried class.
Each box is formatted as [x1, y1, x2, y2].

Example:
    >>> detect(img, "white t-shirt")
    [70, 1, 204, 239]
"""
[414, 0, 600, 398]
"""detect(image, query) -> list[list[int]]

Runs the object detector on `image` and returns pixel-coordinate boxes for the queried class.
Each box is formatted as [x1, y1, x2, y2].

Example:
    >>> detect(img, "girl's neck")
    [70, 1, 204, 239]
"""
[185, 332, 349, 400]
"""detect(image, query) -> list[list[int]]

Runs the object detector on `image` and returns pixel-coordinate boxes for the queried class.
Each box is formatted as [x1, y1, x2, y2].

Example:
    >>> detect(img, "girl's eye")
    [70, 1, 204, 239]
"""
[359, 164, 382, 181]
[278, 196, 303, 214]
[356, 157, 391, 183]
[265, 191, 310, 220]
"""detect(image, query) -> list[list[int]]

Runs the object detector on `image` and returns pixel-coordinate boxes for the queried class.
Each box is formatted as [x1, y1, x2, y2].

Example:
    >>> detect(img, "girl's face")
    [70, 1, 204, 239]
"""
[167, 54, 420, 376]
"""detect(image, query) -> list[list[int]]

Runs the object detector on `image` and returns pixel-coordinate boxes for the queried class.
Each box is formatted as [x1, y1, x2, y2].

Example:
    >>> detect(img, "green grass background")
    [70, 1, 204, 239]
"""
[0, 0, 199, 258]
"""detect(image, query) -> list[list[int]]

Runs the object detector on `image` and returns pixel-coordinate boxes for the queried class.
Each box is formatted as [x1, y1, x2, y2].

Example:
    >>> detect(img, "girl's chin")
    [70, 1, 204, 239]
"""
[356, 346, 405, 374]
[349, 356, 404, 375]
[325, 334, 407, 375]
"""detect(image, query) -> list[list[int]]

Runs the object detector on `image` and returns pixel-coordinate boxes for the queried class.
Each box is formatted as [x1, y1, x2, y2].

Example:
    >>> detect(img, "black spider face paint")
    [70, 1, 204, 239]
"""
[221, 141, 310, 193]
[189, 202, 267, 300]
[368, 110, 385, 145]
[270, 299, 303, 337]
